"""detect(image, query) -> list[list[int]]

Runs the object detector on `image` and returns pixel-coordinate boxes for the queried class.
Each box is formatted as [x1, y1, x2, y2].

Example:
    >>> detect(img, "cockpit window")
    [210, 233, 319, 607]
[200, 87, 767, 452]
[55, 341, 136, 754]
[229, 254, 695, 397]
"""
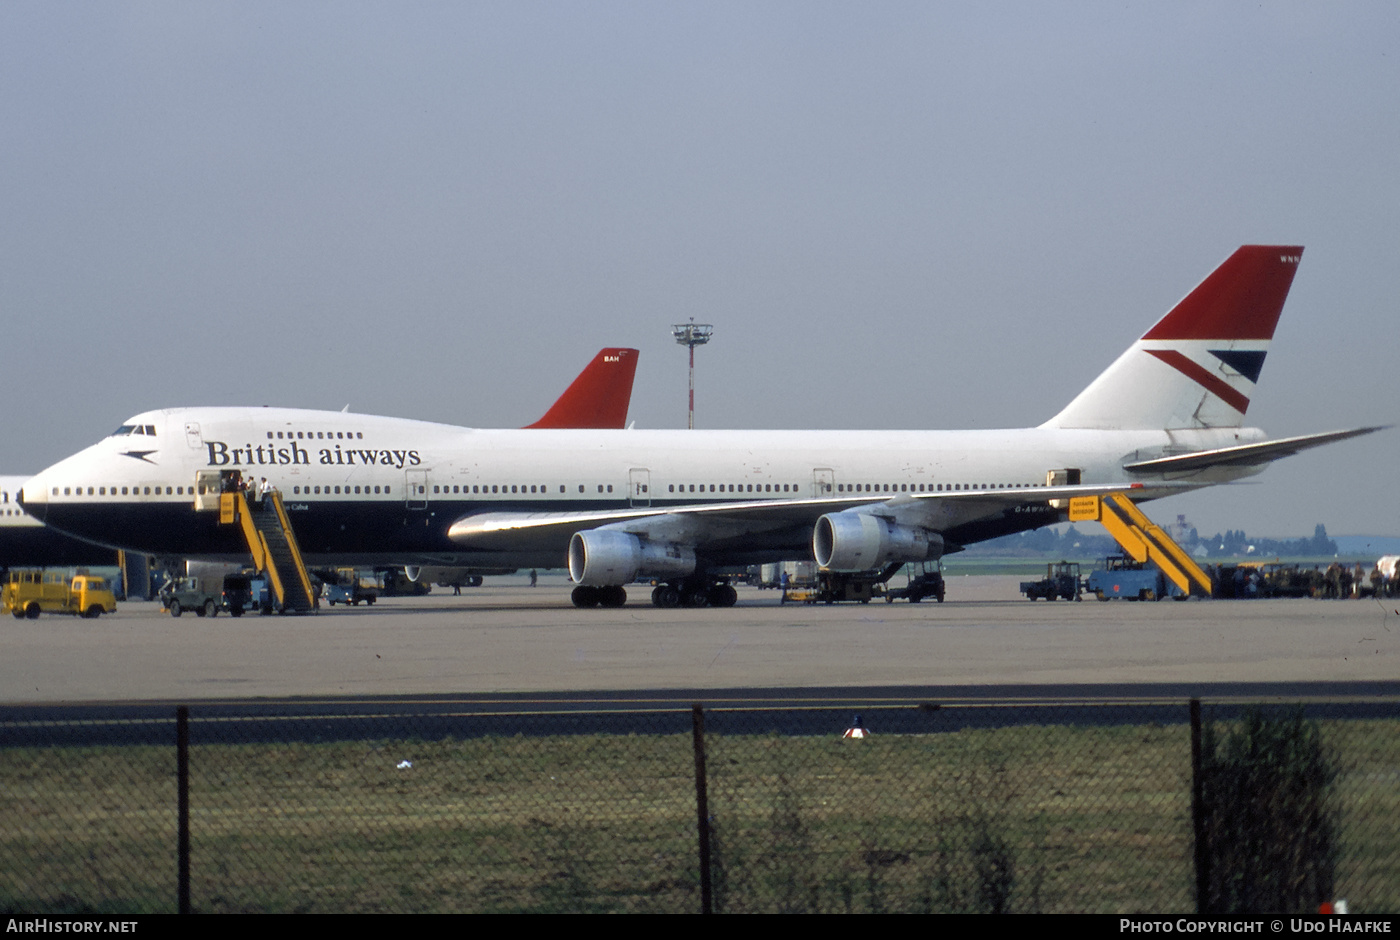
[108, 424, 157, 437]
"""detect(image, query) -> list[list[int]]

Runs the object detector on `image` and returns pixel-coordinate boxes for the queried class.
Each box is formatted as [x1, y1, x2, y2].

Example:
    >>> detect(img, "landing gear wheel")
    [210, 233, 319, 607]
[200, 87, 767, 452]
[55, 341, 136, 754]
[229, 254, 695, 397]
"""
[652, 585, 681, 608]
[708, 584, 738, 608]
[681, 587, 709, 608]
[571, 586, 600, 609]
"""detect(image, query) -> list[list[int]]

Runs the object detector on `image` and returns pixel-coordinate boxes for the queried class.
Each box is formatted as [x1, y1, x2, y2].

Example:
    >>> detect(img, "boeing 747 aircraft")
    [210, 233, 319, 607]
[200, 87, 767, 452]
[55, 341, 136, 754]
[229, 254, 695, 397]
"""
[19, 247, 1380, 607]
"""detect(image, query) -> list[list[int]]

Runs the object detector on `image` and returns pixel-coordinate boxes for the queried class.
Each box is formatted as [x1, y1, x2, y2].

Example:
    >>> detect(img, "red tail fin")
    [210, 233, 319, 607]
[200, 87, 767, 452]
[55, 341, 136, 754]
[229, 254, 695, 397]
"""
[525, 348, 639, 429]
[1143, 245, 1302, 341]
[1043, 246, 1303, 430]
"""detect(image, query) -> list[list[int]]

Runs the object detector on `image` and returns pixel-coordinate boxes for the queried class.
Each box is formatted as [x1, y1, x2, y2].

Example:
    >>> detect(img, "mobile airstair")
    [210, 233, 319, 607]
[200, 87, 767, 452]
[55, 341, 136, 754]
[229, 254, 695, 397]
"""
[1070, 492, 1213, 597]
[219, 489, 317, 613]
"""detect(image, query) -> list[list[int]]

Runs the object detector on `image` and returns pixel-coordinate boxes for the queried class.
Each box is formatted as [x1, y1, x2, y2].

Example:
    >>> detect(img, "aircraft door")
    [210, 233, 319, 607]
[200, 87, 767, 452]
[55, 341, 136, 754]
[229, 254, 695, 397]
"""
[405, 470, 428, 510]
[1046, 468, 1081, 510]
[185, 422, 202, 448]
[194, 470, 222, 512]
[629, 468, 650, 508]
[812, 468, 835, 497]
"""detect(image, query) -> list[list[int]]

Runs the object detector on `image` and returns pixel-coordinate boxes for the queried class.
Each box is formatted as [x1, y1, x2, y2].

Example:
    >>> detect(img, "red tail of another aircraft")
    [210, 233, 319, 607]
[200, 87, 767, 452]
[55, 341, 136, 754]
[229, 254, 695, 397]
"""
[525, 348, 639, 429]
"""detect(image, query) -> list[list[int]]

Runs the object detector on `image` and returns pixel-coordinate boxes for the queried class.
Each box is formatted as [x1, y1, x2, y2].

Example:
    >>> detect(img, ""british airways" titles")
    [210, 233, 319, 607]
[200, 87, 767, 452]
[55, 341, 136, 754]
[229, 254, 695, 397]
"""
[205, 441, 422, 468]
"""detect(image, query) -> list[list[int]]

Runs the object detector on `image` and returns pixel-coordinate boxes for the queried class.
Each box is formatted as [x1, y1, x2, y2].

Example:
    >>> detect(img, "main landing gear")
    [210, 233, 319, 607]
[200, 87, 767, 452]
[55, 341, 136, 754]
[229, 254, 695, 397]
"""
[571, 585, 628, 608]
[649, 581, 737, 609]
[569, 580, 739, 609]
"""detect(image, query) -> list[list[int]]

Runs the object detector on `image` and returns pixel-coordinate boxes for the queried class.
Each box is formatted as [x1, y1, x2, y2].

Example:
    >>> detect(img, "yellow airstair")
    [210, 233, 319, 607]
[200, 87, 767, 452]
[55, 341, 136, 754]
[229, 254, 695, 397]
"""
[219, 490, 317, 613]
[1069, 492, 1213, 596]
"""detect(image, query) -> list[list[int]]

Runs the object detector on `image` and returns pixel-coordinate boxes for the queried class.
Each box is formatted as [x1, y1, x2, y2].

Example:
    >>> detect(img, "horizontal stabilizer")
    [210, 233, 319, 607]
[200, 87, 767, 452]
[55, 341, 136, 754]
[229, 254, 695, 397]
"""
[1123, 426, 1385, 474]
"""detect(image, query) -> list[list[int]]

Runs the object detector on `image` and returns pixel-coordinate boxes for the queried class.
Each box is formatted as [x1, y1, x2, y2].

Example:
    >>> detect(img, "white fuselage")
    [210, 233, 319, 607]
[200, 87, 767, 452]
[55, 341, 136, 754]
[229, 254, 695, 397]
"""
[19, 406, 1266, 569]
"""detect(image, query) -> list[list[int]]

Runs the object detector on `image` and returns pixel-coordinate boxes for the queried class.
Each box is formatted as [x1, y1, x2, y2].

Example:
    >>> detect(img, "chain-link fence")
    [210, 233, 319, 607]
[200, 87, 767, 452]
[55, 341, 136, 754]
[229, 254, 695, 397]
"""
[2, 700, 1396, 914]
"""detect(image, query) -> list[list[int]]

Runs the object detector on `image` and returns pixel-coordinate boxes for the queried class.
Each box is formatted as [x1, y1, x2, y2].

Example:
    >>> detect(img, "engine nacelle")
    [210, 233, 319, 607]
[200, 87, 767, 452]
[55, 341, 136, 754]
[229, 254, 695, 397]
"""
[404, 566, 422, 582]
[812, 512, 942, 571]
[568, 529, 697, 586]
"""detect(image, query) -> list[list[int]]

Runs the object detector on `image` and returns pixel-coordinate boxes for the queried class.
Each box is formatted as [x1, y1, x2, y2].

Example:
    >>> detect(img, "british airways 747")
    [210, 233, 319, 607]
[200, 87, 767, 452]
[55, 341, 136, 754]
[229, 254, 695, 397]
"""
[20, 247, 1380, 607]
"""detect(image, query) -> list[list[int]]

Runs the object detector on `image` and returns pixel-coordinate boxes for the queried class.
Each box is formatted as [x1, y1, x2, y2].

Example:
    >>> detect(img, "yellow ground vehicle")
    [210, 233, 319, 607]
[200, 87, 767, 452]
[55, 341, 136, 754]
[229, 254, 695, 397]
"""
[2, 570, 118, 619]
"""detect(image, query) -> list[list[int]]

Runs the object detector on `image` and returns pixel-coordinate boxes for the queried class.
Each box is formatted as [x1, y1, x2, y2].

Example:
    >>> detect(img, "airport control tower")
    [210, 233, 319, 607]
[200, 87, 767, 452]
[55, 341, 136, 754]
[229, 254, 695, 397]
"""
[672, 320, 712, 430]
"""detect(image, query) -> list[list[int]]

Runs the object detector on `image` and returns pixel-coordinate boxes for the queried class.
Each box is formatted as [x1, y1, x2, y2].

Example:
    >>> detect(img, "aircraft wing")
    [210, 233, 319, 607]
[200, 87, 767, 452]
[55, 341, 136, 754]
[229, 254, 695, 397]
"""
[445, 481, 1191, 555]
[1122, 427, 1385, 475]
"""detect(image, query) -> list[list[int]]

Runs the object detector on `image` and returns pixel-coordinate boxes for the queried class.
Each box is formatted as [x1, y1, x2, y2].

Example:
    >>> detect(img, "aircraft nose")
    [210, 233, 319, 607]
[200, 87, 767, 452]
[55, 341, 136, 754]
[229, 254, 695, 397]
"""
[18, 478, 46, 522]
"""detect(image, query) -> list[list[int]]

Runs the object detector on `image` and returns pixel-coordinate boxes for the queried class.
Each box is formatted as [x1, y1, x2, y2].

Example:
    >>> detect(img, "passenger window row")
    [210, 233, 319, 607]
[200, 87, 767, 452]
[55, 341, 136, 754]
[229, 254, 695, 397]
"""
[266, 431, 365, 440]
[48, 478, 1047, 499]
[54, 485, 186, 496]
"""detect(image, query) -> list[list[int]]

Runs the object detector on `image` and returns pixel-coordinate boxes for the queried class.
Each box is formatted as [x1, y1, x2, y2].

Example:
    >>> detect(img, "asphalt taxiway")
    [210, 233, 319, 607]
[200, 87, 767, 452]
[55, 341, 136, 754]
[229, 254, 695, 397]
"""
[3, 575, 1397, 704]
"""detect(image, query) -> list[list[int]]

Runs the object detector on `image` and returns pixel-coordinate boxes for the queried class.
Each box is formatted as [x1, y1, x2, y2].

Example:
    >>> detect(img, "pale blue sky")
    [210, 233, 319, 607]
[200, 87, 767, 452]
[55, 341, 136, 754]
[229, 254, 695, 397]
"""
[2, 2, 1395, 537]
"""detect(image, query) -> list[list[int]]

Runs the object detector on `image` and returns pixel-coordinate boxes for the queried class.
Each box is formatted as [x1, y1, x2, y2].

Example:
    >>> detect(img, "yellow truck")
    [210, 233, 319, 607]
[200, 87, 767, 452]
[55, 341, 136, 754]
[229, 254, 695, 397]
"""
[3, 570, 118, 619]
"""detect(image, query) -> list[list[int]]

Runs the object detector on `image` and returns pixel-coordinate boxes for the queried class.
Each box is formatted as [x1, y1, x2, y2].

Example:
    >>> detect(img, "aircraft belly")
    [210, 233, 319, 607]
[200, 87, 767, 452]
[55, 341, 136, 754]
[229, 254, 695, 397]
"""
[40, 498, 582, 568]
[43, 503, 245, 557]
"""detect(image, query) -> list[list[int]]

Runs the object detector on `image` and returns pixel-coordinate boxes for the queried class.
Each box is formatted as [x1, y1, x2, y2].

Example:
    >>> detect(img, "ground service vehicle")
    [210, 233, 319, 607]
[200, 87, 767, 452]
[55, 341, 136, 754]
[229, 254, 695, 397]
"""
[161, 575, 253, 617]
[221, 574, 255, 615]
[325, 569, 378, 606]
[1020, 561, 1083, 601]
[882, 561, 946, 603]
[1087, 555, 1183, 601]
[3, 569, 117, 619]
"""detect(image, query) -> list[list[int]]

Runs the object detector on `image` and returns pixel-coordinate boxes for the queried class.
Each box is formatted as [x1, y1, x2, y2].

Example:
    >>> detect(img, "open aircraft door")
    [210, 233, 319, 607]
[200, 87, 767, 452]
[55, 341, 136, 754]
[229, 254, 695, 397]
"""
[629, 468, 650, 508]
[405, 470, 428, 510]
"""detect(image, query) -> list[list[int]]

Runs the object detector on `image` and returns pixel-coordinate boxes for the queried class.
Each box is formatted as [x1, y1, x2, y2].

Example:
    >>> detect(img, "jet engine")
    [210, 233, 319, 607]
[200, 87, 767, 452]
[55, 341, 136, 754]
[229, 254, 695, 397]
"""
[812, 512, 942, 571]
[568, 529, 696, 586]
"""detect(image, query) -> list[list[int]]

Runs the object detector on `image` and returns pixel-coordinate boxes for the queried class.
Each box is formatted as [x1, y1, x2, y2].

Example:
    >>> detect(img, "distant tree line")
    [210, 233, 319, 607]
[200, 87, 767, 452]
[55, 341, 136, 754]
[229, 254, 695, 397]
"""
[963, 523, 1337, 560]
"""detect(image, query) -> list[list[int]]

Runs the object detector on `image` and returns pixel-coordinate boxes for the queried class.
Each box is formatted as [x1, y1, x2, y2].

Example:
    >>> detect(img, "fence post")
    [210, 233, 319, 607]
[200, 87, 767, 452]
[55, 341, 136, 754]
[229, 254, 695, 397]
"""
[691, 703, 712, 914]
[176, 705, 190, 914]
[1190, 697, 1207, 915]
